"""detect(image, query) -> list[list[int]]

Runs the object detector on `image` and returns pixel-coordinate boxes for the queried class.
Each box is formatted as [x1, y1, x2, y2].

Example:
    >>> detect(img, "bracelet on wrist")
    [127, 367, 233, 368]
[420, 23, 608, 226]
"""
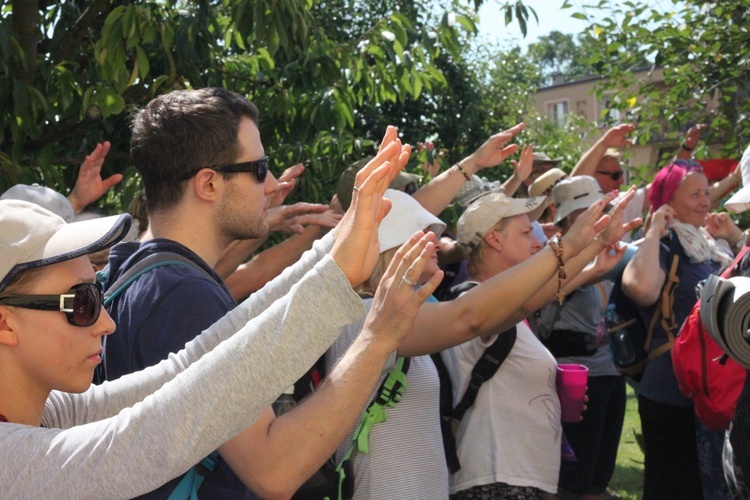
[548, 236, 567, 304]
[454, 163, 472, 182]
[681, 141, 694, 152]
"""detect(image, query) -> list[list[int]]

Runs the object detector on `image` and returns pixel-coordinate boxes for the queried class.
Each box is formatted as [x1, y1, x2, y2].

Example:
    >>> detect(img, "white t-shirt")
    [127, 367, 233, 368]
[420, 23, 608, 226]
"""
[327, 299, 449, 500]
[440, 321, 561, 494]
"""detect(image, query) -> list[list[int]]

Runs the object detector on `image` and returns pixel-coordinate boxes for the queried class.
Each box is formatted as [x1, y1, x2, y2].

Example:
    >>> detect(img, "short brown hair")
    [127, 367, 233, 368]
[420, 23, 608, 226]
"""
[130, 88, 260, 213]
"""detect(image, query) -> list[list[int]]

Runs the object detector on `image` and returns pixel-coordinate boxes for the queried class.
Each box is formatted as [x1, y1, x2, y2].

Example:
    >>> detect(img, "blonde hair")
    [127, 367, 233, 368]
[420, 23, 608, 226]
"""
[356, 247, 399, 297]
[467, 217, 511, 277]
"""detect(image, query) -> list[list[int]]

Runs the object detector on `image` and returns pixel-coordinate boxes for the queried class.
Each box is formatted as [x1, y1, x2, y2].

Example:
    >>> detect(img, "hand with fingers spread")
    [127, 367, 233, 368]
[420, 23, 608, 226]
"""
[510, 144, 534, 184]
[266, 202, 339, 234]
[360, 231, 443, 352]
[560, 191, 619, 258]
[593, 186, 644, 247]
[331, 126, 411, 285]
[600, 123, 636, 149]
[67, 141, 123, 213]
[458, 123, 525, 176]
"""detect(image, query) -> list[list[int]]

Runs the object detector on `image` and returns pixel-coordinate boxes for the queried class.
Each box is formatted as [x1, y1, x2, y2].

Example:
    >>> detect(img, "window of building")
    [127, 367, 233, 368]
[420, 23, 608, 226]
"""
[547, 100, 569, 126]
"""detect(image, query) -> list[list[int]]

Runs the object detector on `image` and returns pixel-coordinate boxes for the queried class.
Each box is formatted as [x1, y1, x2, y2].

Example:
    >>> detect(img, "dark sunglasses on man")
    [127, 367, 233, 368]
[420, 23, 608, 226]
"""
[595, 170, 625, 182]
[182, 156, 270, 183]
[0, 282, 104, 327]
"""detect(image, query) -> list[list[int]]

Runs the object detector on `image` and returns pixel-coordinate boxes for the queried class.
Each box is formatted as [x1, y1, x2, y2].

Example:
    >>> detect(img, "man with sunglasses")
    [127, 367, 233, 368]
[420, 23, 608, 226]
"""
[101, 88, 416, 499]
[570, 123, 649, 242]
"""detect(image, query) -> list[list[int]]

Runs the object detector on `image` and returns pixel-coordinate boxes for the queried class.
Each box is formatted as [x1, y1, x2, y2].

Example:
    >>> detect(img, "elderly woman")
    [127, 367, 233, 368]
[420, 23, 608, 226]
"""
[622, 160, 743, 499]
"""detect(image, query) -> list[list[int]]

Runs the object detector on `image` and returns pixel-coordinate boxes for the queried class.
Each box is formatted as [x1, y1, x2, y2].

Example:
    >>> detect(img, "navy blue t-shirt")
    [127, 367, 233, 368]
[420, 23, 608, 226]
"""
[637, 239, 721, 407]
[103, 239, 254, 499]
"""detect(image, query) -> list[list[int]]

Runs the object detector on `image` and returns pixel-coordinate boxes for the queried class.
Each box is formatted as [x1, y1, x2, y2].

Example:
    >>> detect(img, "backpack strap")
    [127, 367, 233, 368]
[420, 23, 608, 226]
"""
[103, 252, 213, 306]
[432, 280, 518, 473]
[335, 357, 411, 500]
[432, 325, 517, 474]
[102, 252, 218, 500]
[167, 450, 221, 500]
[644, 230, 683, 360]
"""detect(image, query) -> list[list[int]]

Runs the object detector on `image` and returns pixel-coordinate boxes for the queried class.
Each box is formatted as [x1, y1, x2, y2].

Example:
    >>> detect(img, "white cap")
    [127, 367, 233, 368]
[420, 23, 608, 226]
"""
[0, 200, 131, 293]
[725, 143, 750, 213]
[456, 192, 546, 253]
[1, 183, 76, 222]
[553, 176, 604, 224]
[379, 189, 446, 252]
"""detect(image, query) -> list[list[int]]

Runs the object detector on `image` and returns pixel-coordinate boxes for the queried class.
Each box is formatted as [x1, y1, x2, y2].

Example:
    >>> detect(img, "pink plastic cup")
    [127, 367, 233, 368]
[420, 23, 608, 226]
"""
[556, 364, 589, 423]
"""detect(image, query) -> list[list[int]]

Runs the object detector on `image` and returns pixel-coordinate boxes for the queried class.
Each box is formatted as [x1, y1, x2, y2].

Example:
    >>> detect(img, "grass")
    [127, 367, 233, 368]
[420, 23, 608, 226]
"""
[609, 383, 644, 499]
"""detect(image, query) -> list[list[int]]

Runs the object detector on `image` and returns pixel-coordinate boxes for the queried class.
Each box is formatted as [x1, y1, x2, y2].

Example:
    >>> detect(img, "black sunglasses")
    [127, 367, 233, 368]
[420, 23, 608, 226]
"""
[0, 282, 103, 327]
[182, 156, 270, 183]
[595, 170, 624, 181]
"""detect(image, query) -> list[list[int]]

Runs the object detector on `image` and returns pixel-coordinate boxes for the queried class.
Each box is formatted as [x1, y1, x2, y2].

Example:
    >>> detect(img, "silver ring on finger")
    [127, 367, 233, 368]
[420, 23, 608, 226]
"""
[401, 275, 418, 287]
[352, 185, 360, 192]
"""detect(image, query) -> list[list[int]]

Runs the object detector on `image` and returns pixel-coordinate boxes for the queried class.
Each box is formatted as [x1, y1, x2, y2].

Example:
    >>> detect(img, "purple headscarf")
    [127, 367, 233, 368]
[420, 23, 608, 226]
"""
[647, 160, 704, 211]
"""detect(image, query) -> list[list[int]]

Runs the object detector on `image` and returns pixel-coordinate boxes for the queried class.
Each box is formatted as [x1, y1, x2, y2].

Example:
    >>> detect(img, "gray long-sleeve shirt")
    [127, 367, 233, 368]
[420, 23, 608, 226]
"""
[1, 234, 365, 499]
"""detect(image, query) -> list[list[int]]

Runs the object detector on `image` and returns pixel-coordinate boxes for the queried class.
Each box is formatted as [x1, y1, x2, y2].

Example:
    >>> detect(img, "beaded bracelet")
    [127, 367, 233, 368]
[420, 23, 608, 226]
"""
[548, 236, 566, 304]
[454, 162, 471, 181]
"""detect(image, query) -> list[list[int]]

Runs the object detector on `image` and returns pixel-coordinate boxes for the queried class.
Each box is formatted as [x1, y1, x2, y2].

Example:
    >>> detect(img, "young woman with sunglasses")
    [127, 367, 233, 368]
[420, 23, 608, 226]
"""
[622, 161, 743, 499]
[0, 158, 440, 498]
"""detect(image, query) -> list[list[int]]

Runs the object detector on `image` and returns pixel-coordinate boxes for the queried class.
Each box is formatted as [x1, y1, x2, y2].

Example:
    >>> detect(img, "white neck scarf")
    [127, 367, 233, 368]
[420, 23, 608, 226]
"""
[670, 220, 733, 268]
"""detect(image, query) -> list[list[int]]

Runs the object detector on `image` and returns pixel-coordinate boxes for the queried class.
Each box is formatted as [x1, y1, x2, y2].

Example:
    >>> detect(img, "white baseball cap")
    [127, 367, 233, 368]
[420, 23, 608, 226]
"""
[1, 183, 76, 222]
[456, 192, 546, 254]
[552, 176, 604, 224]
[0, 200, 131, 293]
[379, 189, 446, 252]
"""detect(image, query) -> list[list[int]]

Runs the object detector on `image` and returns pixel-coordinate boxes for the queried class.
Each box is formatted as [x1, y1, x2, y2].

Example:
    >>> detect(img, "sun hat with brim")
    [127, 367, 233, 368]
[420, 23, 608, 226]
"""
[0, 200, 132, 293]
[456, 192, 546, 255]
[1, 183, 75, 222]
[725, 143, 750, 213]
[379, 189, 446, 253]
[529, 168, 568, 198]
[553, 175, 603, 225]
[532, 152, 563, 165]
[337, 157, 423, 211]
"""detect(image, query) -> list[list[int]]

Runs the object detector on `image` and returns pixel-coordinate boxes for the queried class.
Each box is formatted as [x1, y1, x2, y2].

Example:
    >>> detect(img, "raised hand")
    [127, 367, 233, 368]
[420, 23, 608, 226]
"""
[705, 212, 742, 242]
[560, 190, 620, 256]
[330, 126, 411, 285]
[600, 123, 636, 149]
[511, 144, 534, 183]
[683, 124, 707, 151]
[361, 231, 443, 352]
[593, 186, 643, 247]
[268, 163, 305, 208]
[459, 123, 524, 174]
[67, 141, 123, 213]
[266, 202, 338, 234]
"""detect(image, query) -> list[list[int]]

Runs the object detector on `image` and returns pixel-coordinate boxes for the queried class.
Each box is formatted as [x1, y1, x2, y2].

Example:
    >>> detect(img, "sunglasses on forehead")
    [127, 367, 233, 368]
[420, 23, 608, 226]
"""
[0, 282, 103, 327]
[595, 170, 624, 181]
[182, 156, 270, 183]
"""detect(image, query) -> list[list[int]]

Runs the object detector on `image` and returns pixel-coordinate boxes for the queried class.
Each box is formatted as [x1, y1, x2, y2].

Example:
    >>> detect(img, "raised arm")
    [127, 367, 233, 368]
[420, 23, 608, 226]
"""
[412, 123, 524, 215]
[220, 232, 442, 498]
[571, 123, 635, 178]
[622, 204, 672, 306]
[67, 141, 123, 214]
[396, 190, 632, 357]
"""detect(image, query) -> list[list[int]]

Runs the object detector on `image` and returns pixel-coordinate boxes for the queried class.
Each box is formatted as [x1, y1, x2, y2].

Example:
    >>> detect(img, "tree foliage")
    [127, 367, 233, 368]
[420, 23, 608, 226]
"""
[568, 0, 750, 160]
[0, 0, 542, 213]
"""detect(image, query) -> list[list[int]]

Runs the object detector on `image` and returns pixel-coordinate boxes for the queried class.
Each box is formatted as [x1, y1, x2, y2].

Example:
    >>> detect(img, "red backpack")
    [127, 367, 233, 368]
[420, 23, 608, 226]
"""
[672, 246, 750, 430]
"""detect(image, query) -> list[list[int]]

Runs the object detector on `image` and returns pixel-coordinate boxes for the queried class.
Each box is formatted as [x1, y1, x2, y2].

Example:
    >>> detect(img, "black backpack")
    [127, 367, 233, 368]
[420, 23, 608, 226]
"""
[431, 281, 517, 474]
[606, 230, 683, 381]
